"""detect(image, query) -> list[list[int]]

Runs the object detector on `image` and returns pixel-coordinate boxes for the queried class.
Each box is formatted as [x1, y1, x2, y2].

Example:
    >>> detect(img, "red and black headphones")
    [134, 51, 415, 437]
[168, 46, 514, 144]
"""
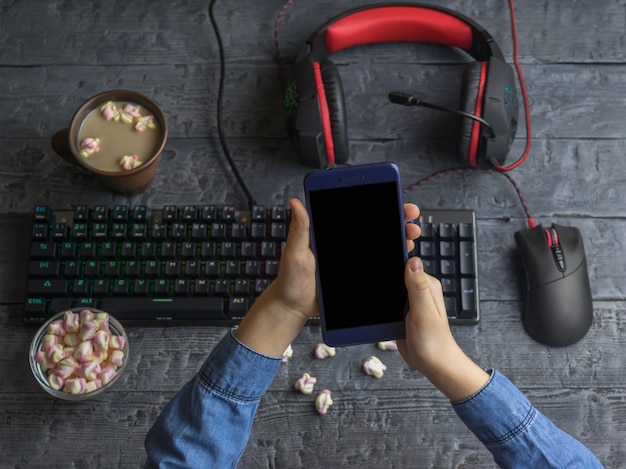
[285, 3, 520, 169]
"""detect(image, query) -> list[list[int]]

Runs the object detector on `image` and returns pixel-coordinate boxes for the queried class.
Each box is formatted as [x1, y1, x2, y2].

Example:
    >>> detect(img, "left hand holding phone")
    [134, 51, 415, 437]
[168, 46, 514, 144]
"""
[234, 198, 421, 357]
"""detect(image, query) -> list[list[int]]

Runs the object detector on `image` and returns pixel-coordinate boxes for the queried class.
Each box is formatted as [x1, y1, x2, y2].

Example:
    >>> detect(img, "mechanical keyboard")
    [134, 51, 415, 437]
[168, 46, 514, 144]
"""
[24, 204, 479, 326]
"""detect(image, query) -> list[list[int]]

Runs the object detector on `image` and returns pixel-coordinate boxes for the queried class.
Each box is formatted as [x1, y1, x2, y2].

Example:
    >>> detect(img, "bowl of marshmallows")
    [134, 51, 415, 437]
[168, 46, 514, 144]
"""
[29, 308, 129, 400]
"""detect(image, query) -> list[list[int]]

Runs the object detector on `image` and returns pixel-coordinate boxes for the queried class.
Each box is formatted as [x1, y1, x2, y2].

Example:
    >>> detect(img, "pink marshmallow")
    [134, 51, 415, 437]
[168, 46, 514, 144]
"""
[81, 361, 102, 381]
[84, 379, 102, 393]
[46, 320, 66, 336]
[94, 313, 110, 332]
[63, 332, 80, 347]
[79, 319, 99, 341]
[109, 334, 125, 350]
[134, 114, 155, 132]
[100, 366, 118, 385]
[74, 340, 93, 362]
[64, 377, 87, 395]
[315, 390, 333, 415]
[54, 357, 78, 379]
[48, 373, 64, 391]
[47, 344, 66, 364]
[79, 309, 95, 323]
[108, 350, 125, 367]
[63, 310, 81, 333]
[41, 334, 58, 351]
[100, 101, 120, 121]
[93, 330, 110, 352]
[294, 373, 317, 395]
[35, 350, 54, 372]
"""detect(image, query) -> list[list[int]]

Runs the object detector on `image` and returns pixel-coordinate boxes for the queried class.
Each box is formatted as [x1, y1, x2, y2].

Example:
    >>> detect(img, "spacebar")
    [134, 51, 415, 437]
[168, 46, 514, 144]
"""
[101, 297, 226, 321]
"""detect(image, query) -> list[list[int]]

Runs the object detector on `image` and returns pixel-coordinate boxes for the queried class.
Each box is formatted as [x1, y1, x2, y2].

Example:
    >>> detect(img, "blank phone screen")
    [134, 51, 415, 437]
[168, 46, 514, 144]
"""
[308, 181, 407, 331]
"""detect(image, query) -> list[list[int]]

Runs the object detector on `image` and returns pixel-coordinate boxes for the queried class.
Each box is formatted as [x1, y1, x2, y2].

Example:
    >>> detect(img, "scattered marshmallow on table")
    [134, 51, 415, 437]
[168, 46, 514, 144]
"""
[363, 356, 387, 379]
[281, 344, 293, 363]
[294, 372, 317, 395]
[34, 309, 126, 395]
[314, 343, 336, 359]
[377, 340, 398, 351]
[315, 390, 333, 415]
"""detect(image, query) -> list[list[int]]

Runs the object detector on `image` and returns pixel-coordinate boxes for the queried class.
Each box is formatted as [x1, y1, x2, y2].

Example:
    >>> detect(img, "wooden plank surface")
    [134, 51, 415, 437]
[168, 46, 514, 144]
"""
[1, 0, 626, 467]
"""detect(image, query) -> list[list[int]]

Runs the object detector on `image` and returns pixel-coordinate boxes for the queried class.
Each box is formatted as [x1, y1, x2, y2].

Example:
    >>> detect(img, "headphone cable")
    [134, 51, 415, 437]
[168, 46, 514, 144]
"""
[209, 0, 257, 207]
[495, 0, 532, 172]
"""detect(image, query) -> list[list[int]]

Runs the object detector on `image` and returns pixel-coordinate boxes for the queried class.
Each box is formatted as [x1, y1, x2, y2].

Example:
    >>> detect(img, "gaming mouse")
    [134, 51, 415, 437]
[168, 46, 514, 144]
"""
[514, 224, 593, 347]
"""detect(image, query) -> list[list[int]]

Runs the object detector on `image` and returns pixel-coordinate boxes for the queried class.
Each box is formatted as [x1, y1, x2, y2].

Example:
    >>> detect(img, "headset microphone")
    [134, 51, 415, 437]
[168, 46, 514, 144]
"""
[388, 91, 496, 139]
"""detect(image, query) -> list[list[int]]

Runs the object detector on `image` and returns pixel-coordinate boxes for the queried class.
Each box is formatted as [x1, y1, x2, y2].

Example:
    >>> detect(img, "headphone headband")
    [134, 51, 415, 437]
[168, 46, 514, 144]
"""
[301, 3, 504, 62]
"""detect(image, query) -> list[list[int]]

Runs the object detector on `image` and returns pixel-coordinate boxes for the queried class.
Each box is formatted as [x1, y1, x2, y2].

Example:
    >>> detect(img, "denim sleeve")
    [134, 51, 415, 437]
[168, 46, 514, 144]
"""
[144, 329, 282, 469]
[452, 370, 604, 468]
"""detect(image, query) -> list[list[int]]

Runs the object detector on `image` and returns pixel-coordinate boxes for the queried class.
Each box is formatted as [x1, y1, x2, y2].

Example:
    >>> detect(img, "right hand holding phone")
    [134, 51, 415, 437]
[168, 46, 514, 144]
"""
[397, 257, 490, 402]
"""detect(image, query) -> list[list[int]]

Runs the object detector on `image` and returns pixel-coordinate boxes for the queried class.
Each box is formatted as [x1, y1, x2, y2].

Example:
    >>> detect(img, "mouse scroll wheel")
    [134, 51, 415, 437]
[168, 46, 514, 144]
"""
[544, 228, 566, 272]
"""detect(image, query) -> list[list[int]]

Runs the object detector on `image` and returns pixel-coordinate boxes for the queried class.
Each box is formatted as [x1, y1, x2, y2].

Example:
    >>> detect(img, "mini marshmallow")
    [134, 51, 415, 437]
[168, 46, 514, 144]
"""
[100, 101, 121, 121]
[35, 350, 54, 372]
[315, 390, 333, 415]
[363, 356, 387, 379]
[314, 343, 336, 359]
[108, 350, 125, 367]
[281, 344, 293, 363]
[92, 350, 108, 364]
[64, 377, 87, 395]
[94, 313, 110, 331]
[74, 340, 93, 363]
[93, 330, 110, 352]
[78, 319, 99, 341]
[47, 343, 66, 364]
[63, 311, 81, 333]
[134, 114, 156, 132]
[46, 320, 66, 336]
[84, 379, 102, 393]
[120, 104, 142, 123]
[119, 154, 142, 171]
[81, 361, 101, 381]
[41, 334, 58, 351]
[294, 373, 317, 395]
[377, 340, 398, 351]
[79, 309, 95, 323]
[100, 366, 117, 385]
[63, 332, 81, 347]
[78, 137, 101, 158]
[54, 357, 78, 379]
[48, 373, 64, 391]
[109, 334, 125, 350]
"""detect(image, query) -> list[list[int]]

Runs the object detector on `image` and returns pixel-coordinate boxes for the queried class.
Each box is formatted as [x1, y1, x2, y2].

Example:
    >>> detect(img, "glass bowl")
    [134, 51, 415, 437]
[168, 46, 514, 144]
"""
[29, 308, 129, 400]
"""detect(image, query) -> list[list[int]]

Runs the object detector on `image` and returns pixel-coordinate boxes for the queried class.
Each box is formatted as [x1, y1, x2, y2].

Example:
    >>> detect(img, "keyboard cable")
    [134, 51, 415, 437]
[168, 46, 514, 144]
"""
[209, 0, 258, 208]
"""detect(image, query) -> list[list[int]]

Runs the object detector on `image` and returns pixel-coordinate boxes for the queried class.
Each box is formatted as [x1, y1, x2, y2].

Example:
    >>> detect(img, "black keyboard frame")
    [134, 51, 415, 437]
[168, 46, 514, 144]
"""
[24, 205, 480, 326]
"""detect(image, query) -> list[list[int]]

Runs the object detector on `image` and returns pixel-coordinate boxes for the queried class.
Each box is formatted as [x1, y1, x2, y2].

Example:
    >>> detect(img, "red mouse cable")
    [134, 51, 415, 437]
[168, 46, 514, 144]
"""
[402, 167, 537, 229]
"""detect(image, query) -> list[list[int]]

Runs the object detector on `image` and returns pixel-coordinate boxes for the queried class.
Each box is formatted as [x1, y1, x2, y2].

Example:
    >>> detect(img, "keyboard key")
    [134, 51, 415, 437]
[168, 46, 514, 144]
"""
[27, 279, 68, 296]
[101, 297, 227, 321]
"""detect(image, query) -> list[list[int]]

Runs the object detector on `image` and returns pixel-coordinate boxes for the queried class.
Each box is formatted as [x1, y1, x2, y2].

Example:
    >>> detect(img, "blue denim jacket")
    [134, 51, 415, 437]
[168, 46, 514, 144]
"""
[144, 330, 603, 468]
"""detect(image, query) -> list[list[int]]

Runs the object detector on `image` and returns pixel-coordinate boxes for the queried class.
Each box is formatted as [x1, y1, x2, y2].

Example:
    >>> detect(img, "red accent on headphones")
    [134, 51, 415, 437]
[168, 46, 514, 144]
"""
[325, 6, 474, 53]
[468, 61, 489, 166]
[312, 61, 336, 166]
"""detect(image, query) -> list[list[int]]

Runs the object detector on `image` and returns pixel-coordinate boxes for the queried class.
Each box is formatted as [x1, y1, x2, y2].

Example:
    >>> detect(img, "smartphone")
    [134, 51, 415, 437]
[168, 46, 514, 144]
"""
[304, 162, 409, 346]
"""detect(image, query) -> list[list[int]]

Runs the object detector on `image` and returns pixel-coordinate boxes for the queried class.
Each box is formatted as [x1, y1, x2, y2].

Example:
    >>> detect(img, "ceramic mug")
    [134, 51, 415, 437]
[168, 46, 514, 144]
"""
[51, 89, 168, 196]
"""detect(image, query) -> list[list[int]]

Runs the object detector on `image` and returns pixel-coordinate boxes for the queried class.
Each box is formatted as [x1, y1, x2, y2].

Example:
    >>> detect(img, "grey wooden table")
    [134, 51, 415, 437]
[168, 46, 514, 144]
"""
[1, 0, 625, 467]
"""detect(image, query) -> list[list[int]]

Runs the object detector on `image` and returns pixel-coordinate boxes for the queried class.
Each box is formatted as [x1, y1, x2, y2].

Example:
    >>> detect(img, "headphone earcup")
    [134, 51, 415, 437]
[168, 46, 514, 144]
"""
[319, 60, 349, 165]
[457, 61, 487, 166]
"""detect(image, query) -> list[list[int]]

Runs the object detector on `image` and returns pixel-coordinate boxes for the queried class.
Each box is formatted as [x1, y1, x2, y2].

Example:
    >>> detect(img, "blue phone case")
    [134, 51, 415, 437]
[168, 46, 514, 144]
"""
[304, 162, 409, 346]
